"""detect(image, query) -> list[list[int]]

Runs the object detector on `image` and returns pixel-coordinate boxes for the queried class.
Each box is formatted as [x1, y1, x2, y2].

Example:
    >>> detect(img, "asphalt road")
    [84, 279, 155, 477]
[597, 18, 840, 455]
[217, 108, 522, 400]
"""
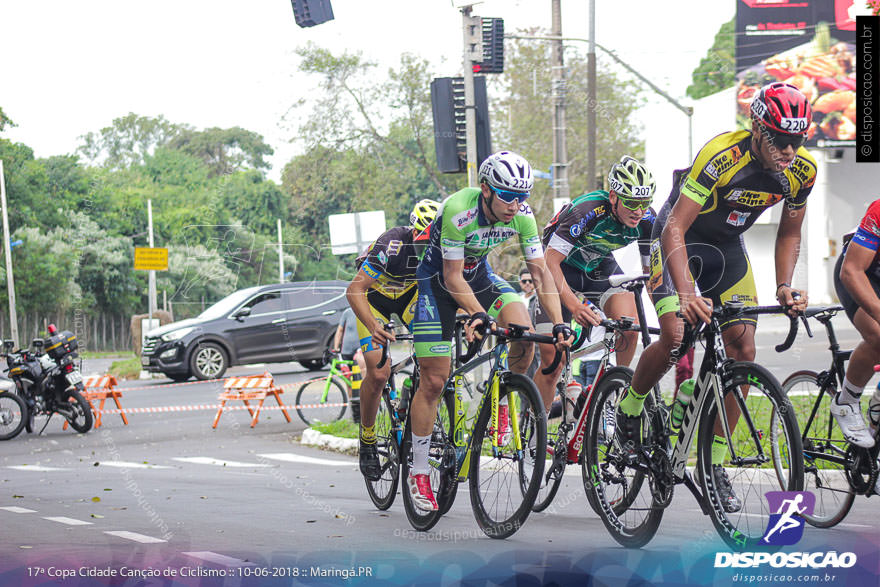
[0, 315, 878, 586]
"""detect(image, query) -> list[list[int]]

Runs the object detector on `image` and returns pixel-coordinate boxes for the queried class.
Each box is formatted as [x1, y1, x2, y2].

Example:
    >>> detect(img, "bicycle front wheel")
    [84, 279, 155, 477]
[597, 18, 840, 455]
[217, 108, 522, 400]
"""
[697, 362, 804, 550]
[295, 376, 348, 426]
[774, 371, 854, 528]
[0, 391, 26, 440]
[468, 372, 546, 539]
[365, 391, 400, 511]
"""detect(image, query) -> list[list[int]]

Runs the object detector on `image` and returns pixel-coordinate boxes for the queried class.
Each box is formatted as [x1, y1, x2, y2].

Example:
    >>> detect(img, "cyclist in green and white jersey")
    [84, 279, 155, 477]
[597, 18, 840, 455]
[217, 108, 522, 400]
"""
[407, 151, 573, 511]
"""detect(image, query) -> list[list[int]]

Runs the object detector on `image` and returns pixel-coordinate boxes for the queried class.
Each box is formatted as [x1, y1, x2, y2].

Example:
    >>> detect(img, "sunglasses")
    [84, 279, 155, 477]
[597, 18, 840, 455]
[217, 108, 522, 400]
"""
[764, 127, 807, 150]
[491, 186, 530, 204]
[520, 279, 533, 284]
[616, 196, 652, 211]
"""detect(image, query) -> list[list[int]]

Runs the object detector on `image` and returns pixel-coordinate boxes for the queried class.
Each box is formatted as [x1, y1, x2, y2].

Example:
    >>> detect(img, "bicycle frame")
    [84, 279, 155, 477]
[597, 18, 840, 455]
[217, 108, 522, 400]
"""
[322, 358, 355, 402]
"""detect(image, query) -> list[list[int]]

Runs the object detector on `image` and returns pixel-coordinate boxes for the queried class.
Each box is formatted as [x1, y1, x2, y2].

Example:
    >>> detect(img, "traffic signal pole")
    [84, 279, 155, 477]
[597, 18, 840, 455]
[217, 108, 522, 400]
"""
[461, 6, 481, 187]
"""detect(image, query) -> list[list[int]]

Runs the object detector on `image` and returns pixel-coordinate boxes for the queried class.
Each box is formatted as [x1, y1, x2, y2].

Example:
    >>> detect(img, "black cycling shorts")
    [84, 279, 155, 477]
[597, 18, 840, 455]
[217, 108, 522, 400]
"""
[833, 252, 880, 322]
[534, 255, 623, 332]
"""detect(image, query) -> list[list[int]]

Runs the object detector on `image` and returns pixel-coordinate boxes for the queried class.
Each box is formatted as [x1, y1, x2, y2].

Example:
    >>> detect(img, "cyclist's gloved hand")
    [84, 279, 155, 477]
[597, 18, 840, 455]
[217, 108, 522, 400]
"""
[552, 323, 575, 348]
[466, 312, 494, 343]
[370, 321, 396, 349]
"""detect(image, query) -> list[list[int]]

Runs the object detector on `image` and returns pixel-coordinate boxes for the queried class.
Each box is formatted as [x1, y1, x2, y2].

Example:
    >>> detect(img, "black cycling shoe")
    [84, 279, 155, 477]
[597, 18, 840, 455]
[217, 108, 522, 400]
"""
[712, 464, 742, 513]
[615, 407, 643, 452]
[359, 441, 381, 481]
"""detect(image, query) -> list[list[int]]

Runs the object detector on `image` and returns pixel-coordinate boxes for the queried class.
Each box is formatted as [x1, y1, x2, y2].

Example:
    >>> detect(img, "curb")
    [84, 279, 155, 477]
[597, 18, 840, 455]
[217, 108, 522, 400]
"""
[300, 428, 359, 455]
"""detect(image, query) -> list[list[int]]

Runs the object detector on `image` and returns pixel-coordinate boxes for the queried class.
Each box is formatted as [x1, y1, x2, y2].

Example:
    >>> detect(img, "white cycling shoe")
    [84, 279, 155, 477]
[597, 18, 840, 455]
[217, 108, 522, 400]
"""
[830, 397, 875, 448]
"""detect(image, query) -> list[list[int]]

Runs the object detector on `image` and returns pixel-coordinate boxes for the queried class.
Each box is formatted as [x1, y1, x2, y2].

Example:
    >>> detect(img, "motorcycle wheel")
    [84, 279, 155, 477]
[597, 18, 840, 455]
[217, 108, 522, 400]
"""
[63, 389, 93, 433]
[0, 391, 26, 440]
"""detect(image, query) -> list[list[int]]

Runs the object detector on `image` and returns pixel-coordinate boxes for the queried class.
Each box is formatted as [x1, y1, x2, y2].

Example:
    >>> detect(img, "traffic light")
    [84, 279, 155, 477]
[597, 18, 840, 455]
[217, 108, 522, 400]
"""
[291, 0, 334, 28]
[431, 77, 492, 174]
[473, 18, 504, 74]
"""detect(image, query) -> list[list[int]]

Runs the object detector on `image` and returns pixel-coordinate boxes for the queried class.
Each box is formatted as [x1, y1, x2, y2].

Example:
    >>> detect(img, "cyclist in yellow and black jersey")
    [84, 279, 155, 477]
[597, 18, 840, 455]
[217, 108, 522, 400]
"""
[346, 199, 440, 481]
[618, 82, 815, 513]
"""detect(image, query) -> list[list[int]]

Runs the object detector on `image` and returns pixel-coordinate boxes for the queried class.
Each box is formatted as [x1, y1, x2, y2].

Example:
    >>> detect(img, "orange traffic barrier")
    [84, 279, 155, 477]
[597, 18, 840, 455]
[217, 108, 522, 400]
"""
[212, 371, 291, 429]
[65, 375, 128, 429]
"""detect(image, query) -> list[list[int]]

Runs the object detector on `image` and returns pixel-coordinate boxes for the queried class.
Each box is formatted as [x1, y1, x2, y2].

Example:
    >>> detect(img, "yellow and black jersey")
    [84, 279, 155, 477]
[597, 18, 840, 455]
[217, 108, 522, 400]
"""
[355, 225, 426, 299]
[673, 130, 817, 243]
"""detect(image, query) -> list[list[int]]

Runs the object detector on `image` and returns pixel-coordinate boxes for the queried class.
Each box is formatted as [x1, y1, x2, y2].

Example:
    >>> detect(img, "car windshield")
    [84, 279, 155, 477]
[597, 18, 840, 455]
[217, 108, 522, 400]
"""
[197, 287, 262, 320]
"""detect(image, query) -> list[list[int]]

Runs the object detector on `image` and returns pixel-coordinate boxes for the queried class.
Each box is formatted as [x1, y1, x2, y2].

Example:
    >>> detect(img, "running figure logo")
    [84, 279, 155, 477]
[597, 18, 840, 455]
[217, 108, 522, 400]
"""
[762, 491, 815, 545]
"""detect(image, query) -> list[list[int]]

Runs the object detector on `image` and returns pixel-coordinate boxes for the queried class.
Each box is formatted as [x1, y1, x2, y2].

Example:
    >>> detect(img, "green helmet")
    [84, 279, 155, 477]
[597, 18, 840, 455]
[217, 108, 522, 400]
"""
[607, 156, 656, 201]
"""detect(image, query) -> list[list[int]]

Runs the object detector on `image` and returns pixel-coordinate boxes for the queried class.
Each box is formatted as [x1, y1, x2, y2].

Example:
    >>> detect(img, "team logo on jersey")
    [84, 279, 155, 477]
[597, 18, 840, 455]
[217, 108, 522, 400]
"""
[493, 298, 504, 311]
[762, 491, 815, 545]
[377, 251, 388, 265]
[570, 224, 582, 238]
[726, 210, 751, 227]
[788, 158, 815, 188]
[386, 240, 403, 256]
[452, 207, 479, 228]
[361, 262, 380, 279]
[726, 189, 782, 208]
[705, 146, 742, 180]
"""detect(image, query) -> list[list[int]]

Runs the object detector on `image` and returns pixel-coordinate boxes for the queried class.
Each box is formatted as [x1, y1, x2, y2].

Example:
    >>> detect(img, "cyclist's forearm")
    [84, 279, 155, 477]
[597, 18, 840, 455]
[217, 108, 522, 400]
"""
[774, 234, 801, 289]
[661, 223, 695, 296]
[444, 272, 484, 315]
[347, 284, 379, 333]
[542, 251, 580, 315]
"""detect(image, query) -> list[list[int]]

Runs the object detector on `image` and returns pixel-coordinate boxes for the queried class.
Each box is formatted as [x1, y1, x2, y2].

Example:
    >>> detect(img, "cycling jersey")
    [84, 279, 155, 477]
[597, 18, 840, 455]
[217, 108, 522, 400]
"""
[846, 198, 880, 279]
[677, 130, 817, 243]
[419, 187, 543, 280]
[356, 225, 425, 299]
[543, 191, 655, 273]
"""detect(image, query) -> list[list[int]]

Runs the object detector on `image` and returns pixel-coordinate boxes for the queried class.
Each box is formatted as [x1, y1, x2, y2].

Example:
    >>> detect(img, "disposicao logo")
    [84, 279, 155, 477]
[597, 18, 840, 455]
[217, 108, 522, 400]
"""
[762, 491, 814, 546]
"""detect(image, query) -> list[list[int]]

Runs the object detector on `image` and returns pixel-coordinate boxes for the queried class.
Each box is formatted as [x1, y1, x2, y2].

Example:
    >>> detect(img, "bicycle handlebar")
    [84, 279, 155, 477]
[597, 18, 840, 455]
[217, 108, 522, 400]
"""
[456, 318, 566, 375]
[375, 321, 413, 369]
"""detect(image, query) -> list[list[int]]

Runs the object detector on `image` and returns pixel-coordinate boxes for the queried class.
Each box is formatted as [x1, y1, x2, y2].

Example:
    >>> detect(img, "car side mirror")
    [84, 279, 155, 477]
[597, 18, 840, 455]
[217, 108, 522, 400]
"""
[233, 307, 252, 321]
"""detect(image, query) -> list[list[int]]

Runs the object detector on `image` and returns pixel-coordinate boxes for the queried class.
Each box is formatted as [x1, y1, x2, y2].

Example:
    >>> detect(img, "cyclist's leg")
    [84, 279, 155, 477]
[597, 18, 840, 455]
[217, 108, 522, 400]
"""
[533, 295, 567, 411]
[593, 256, 639, 367]
[476, 270, 531, 373]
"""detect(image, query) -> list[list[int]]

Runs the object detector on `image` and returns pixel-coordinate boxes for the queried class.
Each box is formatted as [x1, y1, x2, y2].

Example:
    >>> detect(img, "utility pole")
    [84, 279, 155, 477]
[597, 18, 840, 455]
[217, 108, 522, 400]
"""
[277, 219, 284, 283]
[0, 161, 18, 345]
[551, 0, 569, 199]
[461, 5, 481, 186]
[147, 199, 156, 321]
[587, 0, 597, 190]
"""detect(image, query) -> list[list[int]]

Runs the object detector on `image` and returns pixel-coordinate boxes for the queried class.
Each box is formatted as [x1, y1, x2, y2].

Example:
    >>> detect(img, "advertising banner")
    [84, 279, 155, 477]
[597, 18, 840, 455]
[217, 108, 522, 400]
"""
[736, 0, 861, 147]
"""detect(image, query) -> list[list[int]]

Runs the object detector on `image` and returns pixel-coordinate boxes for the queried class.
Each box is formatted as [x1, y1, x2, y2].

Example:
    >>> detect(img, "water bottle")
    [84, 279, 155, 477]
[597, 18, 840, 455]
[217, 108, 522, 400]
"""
[398, 376, 413, 417]
[670, 379, 695, 430]
[349, 363, 363, 424]
[563, 380, 582, 422]
[868, 384, 880, 433]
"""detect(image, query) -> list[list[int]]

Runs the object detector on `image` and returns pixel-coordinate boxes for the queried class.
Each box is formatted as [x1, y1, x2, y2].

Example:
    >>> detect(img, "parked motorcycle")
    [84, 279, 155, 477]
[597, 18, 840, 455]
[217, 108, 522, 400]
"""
[0, 376, 26, 440]
[3, 324, 93, 434]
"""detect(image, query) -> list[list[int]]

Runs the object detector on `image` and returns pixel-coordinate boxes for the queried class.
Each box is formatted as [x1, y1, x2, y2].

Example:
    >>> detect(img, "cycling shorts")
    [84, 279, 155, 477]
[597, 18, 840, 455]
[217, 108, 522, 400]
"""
[412, 267, 522, 358]
[533, 255, 625, 333]
[356, 286, 418, 352]
[648, 203, 758, 330]
[833, 252, 880, 323]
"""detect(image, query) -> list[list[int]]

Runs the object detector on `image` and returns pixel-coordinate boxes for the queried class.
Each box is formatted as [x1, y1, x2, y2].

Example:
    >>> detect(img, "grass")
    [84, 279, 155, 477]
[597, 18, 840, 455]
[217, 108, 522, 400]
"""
[80, 351, 136, 359]
[108, 357, 143, 380]
[311, 418, 359, 439]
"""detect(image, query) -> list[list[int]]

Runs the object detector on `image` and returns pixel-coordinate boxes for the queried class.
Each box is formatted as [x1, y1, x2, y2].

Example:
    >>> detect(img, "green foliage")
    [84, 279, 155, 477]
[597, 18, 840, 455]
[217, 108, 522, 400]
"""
[78, 113, 181, 169]
[2, 227, 79, 315]
[169, 127, 274, 177]
[0, 107, 15, 132]
[686, 18, 736, 100]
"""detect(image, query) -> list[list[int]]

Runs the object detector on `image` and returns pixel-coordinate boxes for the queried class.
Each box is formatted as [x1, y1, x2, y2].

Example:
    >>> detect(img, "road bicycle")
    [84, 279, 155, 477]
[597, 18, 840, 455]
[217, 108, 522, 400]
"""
[771, 304, 879, 528]
[398, 318, 563, 539]
[583, 301, 805, 549]
[532, 274, 660, 513]
[294, 350, 353, 425]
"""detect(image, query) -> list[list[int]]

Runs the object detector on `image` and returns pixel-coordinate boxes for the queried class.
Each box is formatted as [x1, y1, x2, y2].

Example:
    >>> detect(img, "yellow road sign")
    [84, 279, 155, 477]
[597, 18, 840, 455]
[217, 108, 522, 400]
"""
[134, 247, 169, 271]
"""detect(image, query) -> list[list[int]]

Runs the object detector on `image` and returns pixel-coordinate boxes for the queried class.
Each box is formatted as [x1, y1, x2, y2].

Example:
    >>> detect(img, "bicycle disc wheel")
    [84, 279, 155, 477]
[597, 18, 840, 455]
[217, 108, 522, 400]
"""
[774, 371, 854, 528]
[63, 389, 93, 433]
[295, 376, 348, 426]
[365, 391, 400, 510]
[582, 366, 663, 548]
[400, 391, 457, 531]
[0, 391, 26, 440]
[697, 362, 804, 550]
[468, 373, 546, 539]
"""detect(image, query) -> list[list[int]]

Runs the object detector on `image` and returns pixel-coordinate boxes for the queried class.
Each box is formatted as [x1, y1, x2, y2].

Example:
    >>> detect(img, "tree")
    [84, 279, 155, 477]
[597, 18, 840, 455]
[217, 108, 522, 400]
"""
[686, 18, 736, 100]
[168, 127, 274, 177]
[0, 107, 14, 132]
[78, 113, 181, 169]
[3, 227, 78, 316]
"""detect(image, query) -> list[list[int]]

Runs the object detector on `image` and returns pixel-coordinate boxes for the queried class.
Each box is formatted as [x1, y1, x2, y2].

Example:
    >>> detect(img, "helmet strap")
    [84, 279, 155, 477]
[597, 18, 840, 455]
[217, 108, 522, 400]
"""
[608, 192, 623, 223]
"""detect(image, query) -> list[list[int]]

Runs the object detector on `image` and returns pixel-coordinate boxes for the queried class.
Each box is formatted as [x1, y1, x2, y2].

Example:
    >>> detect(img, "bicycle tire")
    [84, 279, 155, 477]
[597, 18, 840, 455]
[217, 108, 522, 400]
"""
[295, 376, 348, 426]
[582, 367, 664, 548]
[774, 371, 855, 528]
[365, 391, 400, 510]
[0, 391, 26, 440]
[697, 362, 804, 550]
[63, 389, 93, 433]
[531, 426, 565, 513]
[468, 372, 546, 539]
[400, 391, 457, 531]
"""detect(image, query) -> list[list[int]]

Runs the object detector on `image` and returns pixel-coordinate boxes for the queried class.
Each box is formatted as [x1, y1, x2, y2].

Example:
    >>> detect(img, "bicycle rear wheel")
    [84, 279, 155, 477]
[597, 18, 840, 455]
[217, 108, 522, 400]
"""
[697, 362, 804, 550]
[468, 373, 546, 539]
[0, 391, 26, 440]
[295, 376, 348, 426]
[400, 391, 457, 531]
[365, 391, 400, 510]
[773, 371, 854, 528]
[582, 367, 664, 548]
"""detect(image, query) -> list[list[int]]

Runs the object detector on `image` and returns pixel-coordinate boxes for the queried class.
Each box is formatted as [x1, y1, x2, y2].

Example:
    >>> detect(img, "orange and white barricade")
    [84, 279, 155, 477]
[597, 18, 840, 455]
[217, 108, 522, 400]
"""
[74, 374, 128, 428]
[213, 371, 291, 428]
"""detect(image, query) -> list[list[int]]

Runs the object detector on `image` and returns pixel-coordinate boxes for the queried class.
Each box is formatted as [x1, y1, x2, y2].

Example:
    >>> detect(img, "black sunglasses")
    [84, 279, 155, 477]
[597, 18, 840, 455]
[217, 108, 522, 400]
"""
[765, 128, 807, 150]
[520, 278, 533, 284]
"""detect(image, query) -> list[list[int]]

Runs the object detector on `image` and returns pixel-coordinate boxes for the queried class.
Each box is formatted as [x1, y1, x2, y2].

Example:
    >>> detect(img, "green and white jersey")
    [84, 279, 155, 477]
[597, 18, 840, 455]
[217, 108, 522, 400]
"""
[420, 187, 543, 279]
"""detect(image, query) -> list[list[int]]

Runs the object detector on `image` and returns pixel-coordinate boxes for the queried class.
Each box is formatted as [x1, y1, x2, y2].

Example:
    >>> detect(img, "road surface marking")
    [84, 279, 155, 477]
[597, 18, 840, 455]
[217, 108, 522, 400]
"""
[258, 453, 352, 466]
[0, 506, 36, 513]
[98, 461, 173, 469]
[104, 531, 167, 543]
[43, 516, 92, 526]
[8, 465, 70, 471]
[173, 457, 273, 468]
[183, 551, 255, 566]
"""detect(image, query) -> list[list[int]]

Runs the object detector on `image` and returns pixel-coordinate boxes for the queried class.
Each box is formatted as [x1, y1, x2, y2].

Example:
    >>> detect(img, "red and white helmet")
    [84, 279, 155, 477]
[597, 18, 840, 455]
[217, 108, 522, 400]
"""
[750, 82, 812, 136]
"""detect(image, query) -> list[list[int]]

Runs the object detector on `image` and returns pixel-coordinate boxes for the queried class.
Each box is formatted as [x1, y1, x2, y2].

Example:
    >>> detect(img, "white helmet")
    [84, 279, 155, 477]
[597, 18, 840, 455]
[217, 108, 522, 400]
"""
[478, 151, 533, 194]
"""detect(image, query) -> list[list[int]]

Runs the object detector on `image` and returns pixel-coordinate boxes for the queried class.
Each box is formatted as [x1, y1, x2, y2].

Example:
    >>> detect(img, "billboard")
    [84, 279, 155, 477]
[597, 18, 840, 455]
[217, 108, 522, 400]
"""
[736, 0, 864, 148]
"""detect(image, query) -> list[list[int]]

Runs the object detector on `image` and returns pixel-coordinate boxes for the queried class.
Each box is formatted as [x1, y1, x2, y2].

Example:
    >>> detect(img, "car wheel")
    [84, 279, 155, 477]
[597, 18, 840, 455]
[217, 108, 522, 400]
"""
[189, 343, 228, 380]
[298, 358, 326, 371]
[166, 373, 191, 382]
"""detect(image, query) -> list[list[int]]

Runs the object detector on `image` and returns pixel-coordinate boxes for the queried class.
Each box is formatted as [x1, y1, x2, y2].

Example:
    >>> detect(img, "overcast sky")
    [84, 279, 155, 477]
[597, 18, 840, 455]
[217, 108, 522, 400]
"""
[1, 1, 734, 181]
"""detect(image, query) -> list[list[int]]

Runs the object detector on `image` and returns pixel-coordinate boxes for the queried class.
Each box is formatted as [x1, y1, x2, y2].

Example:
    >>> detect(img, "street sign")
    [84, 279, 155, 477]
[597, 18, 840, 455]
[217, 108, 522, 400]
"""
[328, 211, 386, 255]
[134, 247, 169, 271]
